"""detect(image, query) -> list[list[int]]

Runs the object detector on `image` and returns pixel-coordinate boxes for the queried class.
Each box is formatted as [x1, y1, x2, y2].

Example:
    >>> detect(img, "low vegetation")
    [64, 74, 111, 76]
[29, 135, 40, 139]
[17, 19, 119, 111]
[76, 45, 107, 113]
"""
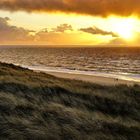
[0, 62, 140, 140]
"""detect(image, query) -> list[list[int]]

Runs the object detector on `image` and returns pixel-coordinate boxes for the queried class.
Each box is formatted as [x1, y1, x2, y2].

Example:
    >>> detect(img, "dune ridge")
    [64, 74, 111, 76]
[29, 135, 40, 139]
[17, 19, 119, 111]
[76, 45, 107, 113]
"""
[0, 62, 140, 140]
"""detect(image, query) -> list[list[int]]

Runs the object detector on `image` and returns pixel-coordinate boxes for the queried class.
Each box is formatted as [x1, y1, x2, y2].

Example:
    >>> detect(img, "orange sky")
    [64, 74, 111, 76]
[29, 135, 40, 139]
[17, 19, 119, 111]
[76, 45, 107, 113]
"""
[0, 0, 140, 46]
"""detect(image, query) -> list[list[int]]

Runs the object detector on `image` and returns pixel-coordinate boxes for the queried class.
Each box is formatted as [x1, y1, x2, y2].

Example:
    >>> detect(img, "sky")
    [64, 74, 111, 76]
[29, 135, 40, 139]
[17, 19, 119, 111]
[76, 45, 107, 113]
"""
[0, 0, 140, 46]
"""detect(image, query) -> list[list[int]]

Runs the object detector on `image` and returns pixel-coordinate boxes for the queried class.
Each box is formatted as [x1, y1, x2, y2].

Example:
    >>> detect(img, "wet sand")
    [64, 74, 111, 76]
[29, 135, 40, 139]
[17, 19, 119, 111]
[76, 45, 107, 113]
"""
[45, 71, 140, 86]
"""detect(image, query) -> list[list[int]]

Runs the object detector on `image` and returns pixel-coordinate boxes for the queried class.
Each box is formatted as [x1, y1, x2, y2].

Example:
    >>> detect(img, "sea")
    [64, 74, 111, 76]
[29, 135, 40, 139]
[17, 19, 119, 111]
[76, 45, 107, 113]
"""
[0, 46, 140, 82]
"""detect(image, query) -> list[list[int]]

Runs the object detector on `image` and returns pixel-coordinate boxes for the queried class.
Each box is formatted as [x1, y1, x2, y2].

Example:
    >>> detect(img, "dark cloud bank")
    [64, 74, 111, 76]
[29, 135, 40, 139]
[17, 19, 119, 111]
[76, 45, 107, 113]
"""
[0, 0, 140, 17]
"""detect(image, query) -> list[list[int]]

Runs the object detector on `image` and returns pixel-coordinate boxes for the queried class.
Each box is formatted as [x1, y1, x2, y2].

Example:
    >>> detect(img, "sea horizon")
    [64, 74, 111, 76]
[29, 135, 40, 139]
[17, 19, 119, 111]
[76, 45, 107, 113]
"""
[1, 45, 140, 48]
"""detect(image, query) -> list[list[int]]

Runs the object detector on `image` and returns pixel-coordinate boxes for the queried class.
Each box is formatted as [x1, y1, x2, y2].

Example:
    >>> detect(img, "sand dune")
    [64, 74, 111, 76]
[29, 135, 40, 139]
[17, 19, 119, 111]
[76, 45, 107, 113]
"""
[0, 62, 140, 140]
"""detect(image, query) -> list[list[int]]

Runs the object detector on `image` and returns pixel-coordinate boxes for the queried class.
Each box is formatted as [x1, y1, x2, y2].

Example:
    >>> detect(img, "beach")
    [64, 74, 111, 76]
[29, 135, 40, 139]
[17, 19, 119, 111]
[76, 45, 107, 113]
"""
[45, 71, 140, 86]
[28, 66, 140, 86]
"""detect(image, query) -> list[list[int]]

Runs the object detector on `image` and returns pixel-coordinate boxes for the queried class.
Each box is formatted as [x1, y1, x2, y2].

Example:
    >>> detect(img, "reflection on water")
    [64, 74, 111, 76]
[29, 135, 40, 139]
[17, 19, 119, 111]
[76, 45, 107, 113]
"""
[0, 46, 140, 80]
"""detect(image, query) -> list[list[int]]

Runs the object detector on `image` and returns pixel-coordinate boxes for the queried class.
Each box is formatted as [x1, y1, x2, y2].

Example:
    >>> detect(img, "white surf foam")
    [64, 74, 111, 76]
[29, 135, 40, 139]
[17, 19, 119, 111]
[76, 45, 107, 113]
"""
[22, 65, 140, 83]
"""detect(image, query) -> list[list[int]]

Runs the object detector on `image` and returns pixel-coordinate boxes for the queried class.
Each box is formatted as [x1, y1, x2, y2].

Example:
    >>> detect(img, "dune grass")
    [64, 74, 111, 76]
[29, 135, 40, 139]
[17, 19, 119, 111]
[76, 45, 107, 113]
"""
[0, 62, 140, 140]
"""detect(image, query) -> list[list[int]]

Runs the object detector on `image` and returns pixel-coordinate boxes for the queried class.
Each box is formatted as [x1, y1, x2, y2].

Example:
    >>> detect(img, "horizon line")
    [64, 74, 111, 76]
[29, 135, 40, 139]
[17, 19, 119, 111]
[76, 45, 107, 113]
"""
[0, 44, 140, 48]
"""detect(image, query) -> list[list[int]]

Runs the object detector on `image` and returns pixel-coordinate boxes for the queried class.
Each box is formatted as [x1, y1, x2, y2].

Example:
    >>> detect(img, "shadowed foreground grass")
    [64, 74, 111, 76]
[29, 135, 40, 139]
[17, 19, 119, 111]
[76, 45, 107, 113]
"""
[0, 62, 140, 140]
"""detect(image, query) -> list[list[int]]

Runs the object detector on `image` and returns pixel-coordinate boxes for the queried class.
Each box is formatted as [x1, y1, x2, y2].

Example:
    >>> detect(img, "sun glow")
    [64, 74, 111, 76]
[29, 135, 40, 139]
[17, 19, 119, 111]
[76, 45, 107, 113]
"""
[115, 22, 134, 39]
[109, 16, 138, 40]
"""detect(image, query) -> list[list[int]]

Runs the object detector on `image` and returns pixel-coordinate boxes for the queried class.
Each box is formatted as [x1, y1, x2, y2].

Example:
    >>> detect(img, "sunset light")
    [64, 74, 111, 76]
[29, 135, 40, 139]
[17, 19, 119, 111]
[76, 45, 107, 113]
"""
[0, 2, 140, 46]
[106, 16, 139, 41]
[0, 1, 140, 139]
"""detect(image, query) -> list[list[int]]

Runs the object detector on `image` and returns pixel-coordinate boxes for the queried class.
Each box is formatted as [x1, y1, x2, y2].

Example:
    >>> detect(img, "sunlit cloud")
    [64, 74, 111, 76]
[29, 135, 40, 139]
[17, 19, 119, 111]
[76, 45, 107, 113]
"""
[52, 24, 73, 33]
[108, 38, 127, 45]
[0, 17, 34, 44]
[80, 26, 118, 37]
[0, 15, 140, 45]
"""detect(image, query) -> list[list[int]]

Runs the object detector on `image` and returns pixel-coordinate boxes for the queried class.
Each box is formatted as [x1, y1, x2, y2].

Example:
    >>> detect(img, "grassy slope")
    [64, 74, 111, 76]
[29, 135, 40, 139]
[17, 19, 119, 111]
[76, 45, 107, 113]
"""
[0, 62, 140, 140]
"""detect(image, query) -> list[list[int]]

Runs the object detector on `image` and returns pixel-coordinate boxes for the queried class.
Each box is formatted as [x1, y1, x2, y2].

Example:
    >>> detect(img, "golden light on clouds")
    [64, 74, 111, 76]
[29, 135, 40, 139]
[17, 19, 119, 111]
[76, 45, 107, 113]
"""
[0, 0, 140, 45]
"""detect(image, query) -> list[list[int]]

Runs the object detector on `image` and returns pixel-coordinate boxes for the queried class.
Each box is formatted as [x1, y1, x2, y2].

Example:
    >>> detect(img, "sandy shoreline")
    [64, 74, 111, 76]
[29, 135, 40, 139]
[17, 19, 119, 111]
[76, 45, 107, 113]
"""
[21, 65, 140, 86]
[40, 70, 140, 86]
[46, 71, 139, 86]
